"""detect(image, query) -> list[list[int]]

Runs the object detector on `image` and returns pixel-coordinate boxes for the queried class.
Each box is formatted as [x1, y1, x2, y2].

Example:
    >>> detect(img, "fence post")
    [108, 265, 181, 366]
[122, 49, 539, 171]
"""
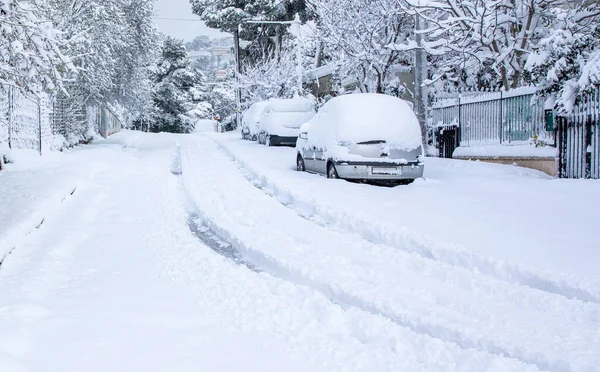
[458, 96, 462, 146]
[7, 86, 13, 149]
[38, 96, 42, 156]
[499, 90, 503, 144]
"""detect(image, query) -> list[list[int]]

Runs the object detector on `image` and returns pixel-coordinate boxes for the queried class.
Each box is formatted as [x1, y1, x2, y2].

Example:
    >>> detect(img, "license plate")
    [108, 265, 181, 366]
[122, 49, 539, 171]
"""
[371, 167, 399, 175]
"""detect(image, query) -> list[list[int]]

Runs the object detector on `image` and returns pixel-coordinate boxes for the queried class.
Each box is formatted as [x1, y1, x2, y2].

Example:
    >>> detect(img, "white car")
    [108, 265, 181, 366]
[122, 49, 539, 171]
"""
[295, 93, 424, 185]
[241, 101, 269, 141]
[241, 98, 316, 146]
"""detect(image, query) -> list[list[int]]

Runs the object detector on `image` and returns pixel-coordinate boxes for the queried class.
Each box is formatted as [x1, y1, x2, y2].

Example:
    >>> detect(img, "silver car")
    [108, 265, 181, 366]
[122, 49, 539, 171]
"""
[295, 93, 424, 185]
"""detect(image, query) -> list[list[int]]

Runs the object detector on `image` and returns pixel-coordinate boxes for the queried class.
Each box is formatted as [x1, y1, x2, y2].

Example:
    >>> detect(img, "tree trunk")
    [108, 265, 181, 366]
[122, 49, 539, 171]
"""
[315, 41, 324, 68]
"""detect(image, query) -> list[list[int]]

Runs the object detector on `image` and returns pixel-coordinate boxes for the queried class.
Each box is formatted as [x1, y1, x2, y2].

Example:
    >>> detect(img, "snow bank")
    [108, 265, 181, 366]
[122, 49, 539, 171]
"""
[194, 119, 216, 133]
[454, 144, 557, 158]
[324, 93, 422, 149]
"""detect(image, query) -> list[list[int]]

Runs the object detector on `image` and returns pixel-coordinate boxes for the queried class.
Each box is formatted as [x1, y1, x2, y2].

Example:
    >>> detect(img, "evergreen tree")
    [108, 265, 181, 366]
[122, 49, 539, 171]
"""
[149, 36, 212, 133]
[189, 0, 313, 64]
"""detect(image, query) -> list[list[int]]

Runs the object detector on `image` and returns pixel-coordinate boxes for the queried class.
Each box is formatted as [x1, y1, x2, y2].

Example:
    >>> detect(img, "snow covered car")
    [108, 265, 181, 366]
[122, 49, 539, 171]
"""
[295, 93, 424, 184]
[255, 98, 316, 146]
[241, 101, 269, 141]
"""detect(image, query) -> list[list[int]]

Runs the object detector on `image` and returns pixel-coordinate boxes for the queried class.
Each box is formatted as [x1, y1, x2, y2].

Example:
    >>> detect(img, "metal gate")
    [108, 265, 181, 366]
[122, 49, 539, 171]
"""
[558, 88, 600, 179]
[435, 126, 459, 158]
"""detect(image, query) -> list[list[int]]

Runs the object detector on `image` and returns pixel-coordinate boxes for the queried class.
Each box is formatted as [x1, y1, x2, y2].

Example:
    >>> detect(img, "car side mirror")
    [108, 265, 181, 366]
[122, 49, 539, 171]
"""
[299, 132, 308, 140]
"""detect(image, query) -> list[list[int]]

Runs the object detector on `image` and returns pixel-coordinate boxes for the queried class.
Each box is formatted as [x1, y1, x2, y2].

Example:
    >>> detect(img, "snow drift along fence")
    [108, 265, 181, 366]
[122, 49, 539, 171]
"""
[431, 87, 555, 147]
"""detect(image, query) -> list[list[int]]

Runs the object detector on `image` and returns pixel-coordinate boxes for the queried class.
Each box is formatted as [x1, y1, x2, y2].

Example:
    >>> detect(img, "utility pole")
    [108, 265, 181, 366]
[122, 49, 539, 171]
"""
[414, 10, 428, 144]
[293, 14, 303, 94]
[233, 28, 242, 130]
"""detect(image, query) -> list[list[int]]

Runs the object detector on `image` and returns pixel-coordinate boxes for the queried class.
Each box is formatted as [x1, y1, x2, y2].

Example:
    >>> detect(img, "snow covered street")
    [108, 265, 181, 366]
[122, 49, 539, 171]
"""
[1, 131, 599, 371]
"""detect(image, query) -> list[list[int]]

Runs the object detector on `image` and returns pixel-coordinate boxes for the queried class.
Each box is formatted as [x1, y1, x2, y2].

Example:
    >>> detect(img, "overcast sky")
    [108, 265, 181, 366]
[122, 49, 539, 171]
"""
[155, 0, 230, 41]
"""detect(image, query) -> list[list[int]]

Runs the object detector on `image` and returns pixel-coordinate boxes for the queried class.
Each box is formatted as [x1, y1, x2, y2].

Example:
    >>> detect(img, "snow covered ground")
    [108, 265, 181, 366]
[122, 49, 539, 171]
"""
[212, 133, 600, 294]
[1, 130, 599, 371]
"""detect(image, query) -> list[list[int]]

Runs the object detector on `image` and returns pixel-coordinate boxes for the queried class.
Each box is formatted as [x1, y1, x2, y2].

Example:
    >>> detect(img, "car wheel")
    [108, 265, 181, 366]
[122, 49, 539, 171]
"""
[327, 162, 339, 179]
[296, 155, 306, 172]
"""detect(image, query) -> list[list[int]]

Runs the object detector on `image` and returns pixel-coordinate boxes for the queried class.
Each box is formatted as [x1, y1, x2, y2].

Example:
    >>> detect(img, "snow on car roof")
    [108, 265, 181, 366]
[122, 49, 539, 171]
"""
[324, 93, 422, 149]
[243, 101, 270, 123]
[264, 97, 315, 113]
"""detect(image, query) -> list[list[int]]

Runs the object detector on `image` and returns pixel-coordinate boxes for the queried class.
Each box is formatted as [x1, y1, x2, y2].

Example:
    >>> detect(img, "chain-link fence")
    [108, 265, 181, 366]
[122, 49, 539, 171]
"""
[1, 85, 122, 159]
[0, 86, 52, 154]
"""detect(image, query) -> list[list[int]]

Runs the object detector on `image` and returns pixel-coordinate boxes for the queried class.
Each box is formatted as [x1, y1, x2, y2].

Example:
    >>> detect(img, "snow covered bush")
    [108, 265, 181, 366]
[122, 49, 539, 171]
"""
[209, 81, 237, 123]
[526, 6, 600, 113]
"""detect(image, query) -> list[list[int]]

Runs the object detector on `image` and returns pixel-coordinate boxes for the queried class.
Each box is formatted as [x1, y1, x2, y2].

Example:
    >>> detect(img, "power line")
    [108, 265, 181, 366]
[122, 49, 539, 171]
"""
[154, 17, 204, 22]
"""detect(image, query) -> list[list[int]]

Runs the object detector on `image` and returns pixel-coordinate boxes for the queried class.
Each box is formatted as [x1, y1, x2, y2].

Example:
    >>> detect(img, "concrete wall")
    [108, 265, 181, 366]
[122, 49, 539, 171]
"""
[453, 156, 557, 177]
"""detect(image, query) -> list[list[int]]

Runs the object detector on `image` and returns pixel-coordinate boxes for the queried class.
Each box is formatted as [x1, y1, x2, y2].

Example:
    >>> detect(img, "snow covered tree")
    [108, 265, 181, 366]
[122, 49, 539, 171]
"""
[36, 0, 159, 140]
[387, 0, 600, 92]
[42, 0, 159, 108]
[525, 4, 600, 112]
[190, 0, 311, 35]
[190, 0, 313, 64]
[238, 43, 305, 106]
[116, 0, 161, 121]
[148, 36, 213, 133]
[0, 0, 74, 93]
[309, 0, 414, 95]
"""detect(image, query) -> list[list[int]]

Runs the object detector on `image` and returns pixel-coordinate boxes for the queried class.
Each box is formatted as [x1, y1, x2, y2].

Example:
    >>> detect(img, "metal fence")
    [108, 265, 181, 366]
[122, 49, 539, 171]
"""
[558, 87, 600, 179]
[431, 86, 555, 148]
[430, 86, 600, 179]
[0, 86, 52, 154]
[1, 86, 122, 156]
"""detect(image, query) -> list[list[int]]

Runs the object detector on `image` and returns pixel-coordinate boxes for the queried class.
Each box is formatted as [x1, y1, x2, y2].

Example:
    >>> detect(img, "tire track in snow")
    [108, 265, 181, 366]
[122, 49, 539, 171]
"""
[212, 137, 600, 306]
[171, 145, 260, 273]
[0, 186, 77, 270]
[172, 146, 555, 372]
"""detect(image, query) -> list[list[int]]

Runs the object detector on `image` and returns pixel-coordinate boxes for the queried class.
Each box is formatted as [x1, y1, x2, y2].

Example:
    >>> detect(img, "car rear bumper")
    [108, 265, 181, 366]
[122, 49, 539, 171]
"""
[334, 161, 424, 180]
[270, 135, 298, 146]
